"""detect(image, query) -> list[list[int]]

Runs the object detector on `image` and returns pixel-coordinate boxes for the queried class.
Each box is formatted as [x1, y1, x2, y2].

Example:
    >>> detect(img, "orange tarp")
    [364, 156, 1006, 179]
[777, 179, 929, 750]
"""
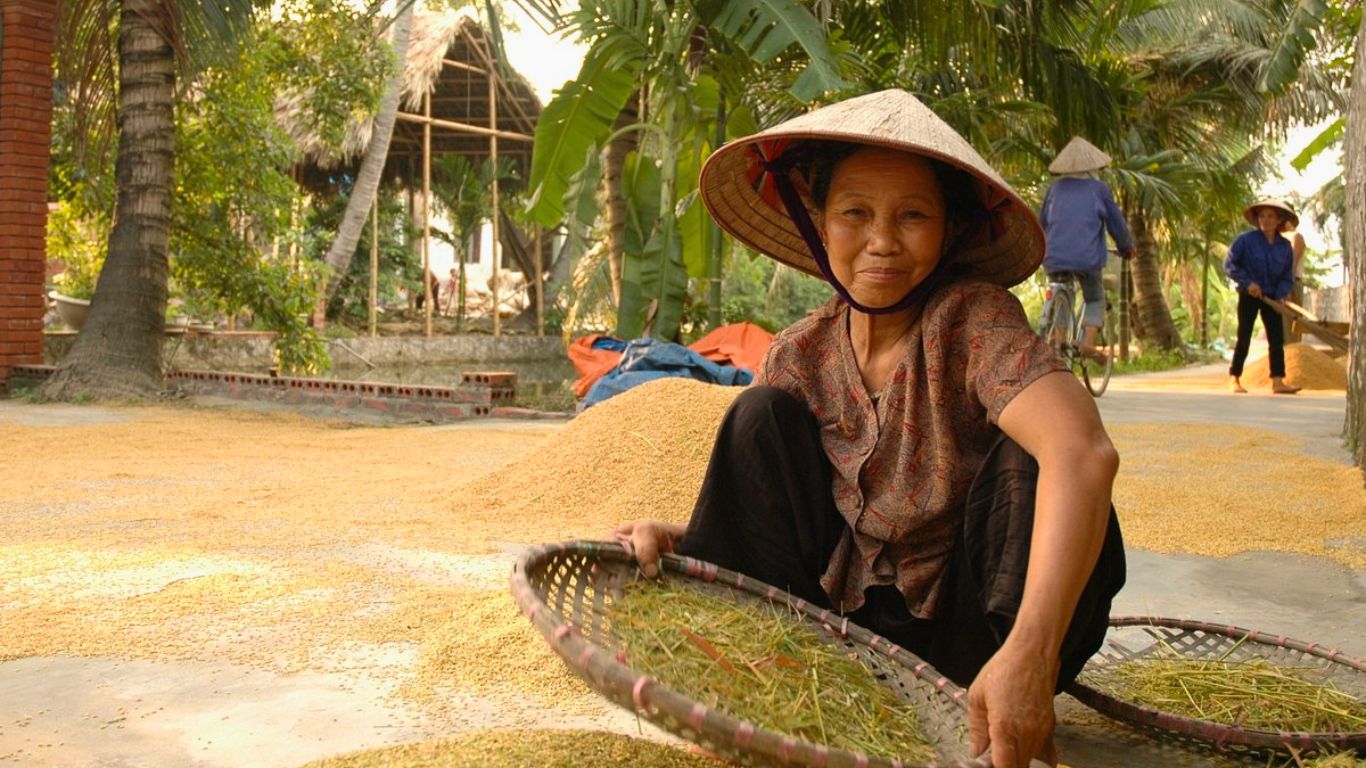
[686, 321, 773, 375]
[568, 322, 775, 398]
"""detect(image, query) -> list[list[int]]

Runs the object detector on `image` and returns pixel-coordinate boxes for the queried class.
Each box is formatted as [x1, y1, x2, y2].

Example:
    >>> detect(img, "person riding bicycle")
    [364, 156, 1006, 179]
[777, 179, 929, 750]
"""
[1039, 137, 1135, 363]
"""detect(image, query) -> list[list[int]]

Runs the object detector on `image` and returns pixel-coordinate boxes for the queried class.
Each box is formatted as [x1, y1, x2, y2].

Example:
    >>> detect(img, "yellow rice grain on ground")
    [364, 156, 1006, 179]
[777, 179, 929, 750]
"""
[387, 586, 602, 716]
[1243, 342, 1348, 390]
[3, 389, 1364, 767]
[1108, 423, 1366, 568]
[299, 729, 717, 768]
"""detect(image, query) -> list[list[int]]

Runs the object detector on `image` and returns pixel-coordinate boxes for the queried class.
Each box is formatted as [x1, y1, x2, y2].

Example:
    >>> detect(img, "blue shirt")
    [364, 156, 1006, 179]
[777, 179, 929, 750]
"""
[1039, 177, 1134, 274]
[1224, 229, 1294, 300]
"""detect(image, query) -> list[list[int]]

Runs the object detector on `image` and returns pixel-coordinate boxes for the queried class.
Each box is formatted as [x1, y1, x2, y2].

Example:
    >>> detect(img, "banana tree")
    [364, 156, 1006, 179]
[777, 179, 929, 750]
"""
[524, 0, 846, 340]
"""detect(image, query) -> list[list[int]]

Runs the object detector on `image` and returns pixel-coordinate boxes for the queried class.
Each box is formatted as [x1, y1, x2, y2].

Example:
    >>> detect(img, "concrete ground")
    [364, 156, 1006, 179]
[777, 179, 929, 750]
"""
[1, 366, 1362, 768]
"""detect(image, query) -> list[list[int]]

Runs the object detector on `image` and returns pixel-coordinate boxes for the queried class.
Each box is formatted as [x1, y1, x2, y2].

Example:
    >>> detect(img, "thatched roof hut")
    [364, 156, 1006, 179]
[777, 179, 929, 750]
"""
[279, 8, 542, 190]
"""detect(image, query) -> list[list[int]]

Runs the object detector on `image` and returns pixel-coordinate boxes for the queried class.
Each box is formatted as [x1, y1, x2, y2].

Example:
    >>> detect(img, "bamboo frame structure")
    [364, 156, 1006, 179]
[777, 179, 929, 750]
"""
[283, 11, 546, 338]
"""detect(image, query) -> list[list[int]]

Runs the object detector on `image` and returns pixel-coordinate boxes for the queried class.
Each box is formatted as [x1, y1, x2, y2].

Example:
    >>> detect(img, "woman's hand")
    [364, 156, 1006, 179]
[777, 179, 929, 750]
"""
[967, 639, 1059, 768]
[611, 520, 687, 577]
[1248, 283, 1263, 298]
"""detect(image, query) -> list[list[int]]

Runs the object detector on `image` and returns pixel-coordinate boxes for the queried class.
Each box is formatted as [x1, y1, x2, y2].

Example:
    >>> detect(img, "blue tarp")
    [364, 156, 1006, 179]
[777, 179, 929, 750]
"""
[580, 338, 753, 410]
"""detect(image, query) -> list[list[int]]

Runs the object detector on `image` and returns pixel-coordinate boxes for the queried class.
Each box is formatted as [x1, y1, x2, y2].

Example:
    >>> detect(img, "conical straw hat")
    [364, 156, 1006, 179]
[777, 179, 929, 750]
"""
[1243, 198, 1299, 231]
[1048, 136, 1111, 174]
[698, 89, 1044, 289]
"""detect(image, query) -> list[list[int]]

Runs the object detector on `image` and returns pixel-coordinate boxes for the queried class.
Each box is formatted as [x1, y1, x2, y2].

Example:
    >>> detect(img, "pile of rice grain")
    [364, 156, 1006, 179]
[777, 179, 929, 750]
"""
[300, 729, 718, 768]
[445, 378, 741, 550]
[1243, 342, 1347, 390]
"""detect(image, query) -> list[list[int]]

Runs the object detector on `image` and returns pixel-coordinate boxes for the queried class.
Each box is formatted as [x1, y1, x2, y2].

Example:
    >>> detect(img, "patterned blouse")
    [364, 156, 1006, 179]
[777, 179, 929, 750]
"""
[755, 280, 1065, 618]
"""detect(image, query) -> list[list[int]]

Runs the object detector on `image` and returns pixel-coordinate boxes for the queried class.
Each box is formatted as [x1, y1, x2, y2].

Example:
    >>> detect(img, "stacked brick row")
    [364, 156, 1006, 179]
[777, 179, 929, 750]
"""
[0, 1, 55, 394]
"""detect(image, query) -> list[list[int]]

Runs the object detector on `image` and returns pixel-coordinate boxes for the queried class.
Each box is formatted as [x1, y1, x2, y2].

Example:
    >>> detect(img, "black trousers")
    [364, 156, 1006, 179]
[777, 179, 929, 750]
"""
[676, 386, 1126, 691]
[1230, 292, 1286, 378]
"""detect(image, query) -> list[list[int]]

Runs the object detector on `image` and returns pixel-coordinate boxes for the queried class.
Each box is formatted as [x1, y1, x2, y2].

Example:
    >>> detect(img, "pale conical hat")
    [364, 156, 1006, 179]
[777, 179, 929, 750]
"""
[1048, 136, 1111, 174]
[1243, 198, 1299, 231]
[698, 89, 1044, 289]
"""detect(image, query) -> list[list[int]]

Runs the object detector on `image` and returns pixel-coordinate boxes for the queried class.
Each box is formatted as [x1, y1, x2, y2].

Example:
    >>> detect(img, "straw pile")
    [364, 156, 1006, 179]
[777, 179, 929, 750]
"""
[1079, 648, 1366, 733]
[1243, 343, 1347, 390]
[300, 729, 717, 768]
[609, 578, 936, 763]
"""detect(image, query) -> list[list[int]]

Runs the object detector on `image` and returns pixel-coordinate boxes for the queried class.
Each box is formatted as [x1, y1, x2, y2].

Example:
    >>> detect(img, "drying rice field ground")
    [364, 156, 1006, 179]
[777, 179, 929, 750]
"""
[2, 353, 1363, 768]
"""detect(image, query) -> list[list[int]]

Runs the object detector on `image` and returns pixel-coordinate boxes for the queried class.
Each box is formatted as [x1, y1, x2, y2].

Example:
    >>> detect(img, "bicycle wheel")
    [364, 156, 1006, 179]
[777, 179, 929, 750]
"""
[1044, 287, 1074, 363]
[1081, 304, 1116, 397]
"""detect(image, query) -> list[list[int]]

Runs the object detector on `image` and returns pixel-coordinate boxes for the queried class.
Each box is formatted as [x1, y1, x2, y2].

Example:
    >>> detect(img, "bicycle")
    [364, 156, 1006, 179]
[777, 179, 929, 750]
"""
[1039, 270, 1115, 397]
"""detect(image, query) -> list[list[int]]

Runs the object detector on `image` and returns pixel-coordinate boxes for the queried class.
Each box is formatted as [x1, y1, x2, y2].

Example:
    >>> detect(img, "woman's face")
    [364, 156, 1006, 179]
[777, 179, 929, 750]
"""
[817, 148, 947, 309]
[1256, 206, 1286, 235]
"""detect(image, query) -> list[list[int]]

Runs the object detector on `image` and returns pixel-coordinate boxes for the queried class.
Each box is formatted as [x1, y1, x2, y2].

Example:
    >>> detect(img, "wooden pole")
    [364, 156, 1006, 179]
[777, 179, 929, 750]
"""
[488, 50, 501, 338]
[394, 111, 532, 143]
[423, 91, 433, 338]
[369, 198, 379, 337]
[534, 230, 544, 335]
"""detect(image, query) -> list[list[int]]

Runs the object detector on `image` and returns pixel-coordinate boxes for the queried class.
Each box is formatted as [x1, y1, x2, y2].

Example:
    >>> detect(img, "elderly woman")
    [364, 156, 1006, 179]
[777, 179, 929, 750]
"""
[1225, 199, 1302, 394]
[615, 90, 1125, 768]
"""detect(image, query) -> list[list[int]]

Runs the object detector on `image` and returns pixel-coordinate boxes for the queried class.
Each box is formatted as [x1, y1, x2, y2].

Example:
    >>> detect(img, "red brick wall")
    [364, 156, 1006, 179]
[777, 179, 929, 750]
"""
[0, 0, 54, 394]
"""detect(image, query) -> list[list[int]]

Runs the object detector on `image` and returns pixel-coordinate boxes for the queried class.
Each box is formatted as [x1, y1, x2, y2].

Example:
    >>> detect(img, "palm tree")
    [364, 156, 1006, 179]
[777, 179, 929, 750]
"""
[1343, 15, 1365, 469]
[314, 3, 414, 324]
[1099, 0, 1342, 351]
[45, 0, 261, 400]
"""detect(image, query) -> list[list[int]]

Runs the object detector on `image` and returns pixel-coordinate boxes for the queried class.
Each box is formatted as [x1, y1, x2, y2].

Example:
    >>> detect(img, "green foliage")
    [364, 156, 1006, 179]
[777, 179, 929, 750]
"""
[308, 189, 417, 327]
[525, 38, 641, 228]
[681, 248, 831, 339]
[171, 26, 329, 373]
[1259, 0, 1330, 95]
[1112, 347, 1194, 375]
[696, 0, 850, 100]
[45, 201, 107, 301]
[264, 0, 394, 153]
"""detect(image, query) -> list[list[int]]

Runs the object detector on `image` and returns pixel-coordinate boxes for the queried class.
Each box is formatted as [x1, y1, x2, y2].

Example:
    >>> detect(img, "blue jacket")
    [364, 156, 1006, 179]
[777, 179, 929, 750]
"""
[1224, 229, 1294, 300]
[1039, 177, 1134, 274]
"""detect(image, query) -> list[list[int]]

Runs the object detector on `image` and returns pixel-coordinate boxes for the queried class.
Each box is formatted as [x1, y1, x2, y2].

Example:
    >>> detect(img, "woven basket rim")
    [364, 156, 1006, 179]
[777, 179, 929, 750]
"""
[510, 539, 992, 768]
[1066, 615, 1366, 753]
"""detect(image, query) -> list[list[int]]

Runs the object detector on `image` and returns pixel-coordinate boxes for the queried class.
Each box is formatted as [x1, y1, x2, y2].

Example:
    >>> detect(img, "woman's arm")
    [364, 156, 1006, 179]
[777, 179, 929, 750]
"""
[968, 370, 1118, 768]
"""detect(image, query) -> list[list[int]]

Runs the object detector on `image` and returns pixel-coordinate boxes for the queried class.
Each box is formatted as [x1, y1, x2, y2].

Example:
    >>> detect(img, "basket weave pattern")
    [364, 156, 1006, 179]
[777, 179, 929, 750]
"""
[1067, 616, 1366, 758]
[511, 540, 992, 768]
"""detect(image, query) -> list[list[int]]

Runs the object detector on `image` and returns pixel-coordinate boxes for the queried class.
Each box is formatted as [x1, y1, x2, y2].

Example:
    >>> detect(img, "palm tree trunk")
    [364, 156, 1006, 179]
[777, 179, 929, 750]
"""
[1127, 205, 1184, 351]
[44, 0, 174, 400]
[601, 93, 640, 306]
[315, 4, 414, 323]
[1343, 17, 1366, 469]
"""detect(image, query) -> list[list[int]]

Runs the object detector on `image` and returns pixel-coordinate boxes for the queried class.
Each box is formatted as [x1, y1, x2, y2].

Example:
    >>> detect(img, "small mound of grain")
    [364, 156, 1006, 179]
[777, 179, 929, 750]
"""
[299, 729, 717, 768]
[1243, 342, 1347, 390]
[448, 378, 742, 549]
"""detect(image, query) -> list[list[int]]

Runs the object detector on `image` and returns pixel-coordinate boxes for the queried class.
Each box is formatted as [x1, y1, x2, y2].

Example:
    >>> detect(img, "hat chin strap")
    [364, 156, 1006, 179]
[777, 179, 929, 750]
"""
[764, 155, 951, 316]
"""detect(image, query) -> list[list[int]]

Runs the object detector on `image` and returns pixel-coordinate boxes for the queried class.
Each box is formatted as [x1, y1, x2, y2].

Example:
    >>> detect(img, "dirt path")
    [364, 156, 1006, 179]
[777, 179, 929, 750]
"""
[1, 369, 1362, 768]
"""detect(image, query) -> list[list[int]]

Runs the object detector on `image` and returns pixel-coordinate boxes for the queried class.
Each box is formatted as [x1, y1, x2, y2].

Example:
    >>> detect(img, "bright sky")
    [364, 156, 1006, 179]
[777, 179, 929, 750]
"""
[498, 5, 586, 104]
[1266, 120, 1344, 251]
